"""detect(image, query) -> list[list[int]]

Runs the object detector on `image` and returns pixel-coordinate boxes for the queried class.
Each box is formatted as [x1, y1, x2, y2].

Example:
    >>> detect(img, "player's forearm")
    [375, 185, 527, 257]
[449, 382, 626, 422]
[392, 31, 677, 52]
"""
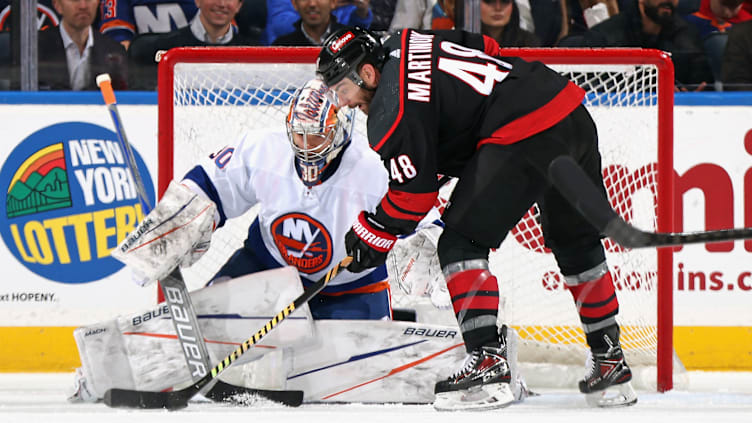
[373, 188, 438, 236]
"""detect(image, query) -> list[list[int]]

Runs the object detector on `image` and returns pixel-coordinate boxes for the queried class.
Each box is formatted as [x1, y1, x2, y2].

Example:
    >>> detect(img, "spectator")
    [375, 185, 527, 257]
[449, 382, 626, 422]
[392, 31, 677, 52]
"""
[677, 0, 701, 14]
[234, 0, 268, 42]
[721, 19, 752, 90]
[684, 0, 752, 37]
[0, 0, 61, 87]
[432, 0, 563, 46]
[37, 0, 127, 91]
[260, 0, 372, 45]
[311, 0, 434, 35]
[128, 0, 254, 90]
[481, 0, 541, 46]
[98, 0, 198, 50]
[0, 0, 60, 31]
[369, 0, 397, 30]
[568, 0, 714, 90]
[432, 0, 455, 29]
[559, 0, 619, 42]
[528, 0, 565, 46]
[272, 0, 347, 45]
[684, 0, 751, 87]
[387, 0, 435, 32]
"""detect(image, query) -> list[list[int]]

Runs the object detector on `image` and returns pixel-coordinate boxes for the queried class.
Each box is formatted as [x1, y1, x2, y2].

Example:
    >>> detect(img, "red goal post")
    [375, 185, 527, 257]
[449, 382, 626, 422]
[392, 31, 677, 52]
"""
[157, 46, 677, 392]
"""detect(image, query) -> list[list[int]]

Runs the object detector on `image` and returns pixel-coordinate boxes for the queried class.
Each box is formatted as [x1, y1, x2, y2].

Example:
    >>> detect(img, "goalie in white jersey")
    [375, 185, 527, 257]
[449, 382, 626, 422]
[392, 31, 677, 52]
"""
[179, 77, 392, 319]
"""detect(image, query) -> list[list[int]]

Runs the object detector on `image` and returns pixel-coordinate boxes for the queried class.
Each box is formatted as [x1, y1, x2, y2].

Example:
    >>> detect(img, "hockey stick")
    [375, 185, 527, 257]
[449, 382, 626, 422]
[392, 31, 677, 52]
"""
[96, 74, 152, 213]
[97, 72, 216, 382]
[103, 256, 352, 409]
[98, 74, 301, 406]
[548, 156, 752, 248]
[159, 267, 303, 407]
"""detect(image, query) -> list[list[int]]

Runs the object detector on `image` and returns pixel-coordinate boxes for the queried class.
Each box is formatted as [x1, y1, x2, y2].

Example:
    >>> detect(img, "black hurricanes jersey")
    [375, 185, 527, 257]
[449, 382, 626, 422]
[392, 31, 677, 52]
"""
[368, 29, 585, 234]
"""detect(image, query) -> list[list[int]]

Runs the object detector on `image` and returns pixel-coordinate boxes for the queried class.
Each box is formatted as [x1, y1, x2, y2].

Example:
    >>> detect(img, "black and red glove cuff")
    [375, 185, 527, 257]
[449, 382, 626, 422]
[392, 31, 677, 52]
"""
[351, 211, 398, 253]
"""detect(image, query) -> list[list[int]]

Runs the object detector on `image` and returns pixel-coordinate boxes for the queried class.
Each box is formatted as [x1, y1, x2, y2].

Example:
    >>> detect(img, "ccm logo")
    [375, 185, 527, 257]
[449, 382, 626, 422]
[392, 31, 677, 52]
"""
[330, 32, 354, 52]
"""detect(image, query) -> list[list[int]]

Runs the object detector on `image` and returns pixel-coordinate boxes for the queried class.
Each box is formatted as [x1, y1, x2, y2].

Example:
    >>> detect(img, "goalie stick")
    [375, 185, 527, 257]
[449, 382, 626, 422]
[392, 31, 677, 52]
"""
[97, 74, 301, 407]
[158, 267, 304, 406]
[548, 155, 752, 248]
[103, 256, 352, 409]
[96, 74, 152, 212]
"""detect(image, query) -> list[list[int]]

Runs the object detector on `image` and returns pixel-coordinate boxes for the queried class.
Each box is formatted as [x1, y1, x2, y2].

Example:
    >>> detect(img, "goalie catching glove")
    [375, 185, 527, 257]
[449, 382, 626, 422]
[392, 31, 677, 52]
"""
[387, 221, 451, 310]
[111, 180, 217, 286]
[345, 211, 398, 273]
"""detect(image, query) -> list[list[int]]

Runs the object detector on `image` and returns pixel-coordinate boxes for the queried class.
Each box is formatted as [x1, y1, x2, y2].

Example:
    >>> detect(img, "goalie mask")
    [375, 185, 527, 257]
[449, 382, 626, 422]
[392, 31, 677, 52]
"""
[286, 78, 354, 186]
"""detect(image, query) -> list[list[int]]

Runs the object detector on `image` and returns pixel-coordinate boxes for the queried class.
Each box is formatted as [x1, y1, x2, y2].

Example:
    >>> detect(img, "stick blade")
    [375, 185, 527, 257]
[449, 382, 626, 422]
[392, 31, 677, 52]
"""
[205, 380, 304, 407]
[103, 388, 190, 410]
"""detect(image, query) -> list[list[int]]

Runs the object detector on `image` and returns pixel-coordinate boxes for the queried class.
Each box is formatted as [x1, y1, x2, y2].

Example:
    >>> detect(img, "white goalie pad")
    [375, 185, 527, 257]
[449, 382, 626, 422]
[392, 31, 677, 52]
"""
[73, 266, 314, 399]
[75, 268, 529, 403]
[110, 180, 216, 285]
[280, 322, 527, 404]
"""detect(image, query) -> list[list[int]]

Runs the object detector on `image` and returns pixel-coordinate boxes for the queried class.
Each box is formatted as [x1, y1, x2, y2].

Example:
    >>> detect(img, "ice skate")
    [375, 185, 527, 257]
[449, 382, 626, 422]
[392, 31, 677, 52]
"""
[433, 331, 514, 411]
[580, 337, 637, 407]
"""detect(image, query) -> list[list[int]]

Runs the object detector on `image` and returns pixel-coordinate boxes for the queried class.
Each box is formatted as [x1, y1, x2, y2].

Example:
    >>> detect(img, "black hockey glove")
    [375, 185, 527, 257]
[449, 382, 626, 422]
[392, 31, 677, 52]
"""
[344, 211, 398, 273]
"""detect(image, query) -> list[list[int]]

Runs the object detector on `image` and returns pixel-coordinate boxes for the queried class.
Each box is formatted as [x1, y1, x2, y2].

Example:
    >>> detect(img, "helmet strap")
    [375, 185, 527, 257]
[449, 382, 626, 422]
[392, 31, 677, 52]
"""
[348, 69, 377, 92]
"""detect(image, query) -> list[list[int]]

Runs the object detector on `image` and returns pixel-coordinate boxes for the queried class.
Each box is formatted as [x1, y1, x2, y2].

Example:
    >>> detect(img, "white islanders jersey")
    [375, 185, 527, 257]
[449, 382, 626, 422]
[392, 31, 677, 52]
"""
[183, 129, 389, 290]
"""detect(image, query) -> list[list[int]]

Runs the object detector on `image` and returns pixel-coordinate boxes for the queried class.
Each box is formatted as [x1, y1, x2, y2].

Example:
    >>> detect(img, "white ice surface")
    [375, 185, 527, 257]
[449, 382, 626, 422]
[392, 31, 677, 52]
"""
[1, 372, 751, 423]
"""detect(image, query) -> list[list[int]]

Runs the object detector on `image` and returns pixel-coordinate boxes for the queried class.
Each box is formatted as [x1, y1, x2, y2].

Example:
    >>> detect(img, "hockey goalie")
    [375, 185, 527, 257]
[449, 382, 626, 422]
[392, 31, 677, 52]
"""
[70, 78, 528, 407]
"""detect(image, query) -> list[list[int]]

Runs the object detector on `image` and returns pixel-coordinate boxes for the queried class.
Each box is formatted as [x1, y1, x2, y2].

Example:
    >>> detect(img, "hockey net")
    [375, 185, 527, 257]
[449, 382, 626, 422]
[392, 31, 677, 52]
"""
[158, 46, 682, 392]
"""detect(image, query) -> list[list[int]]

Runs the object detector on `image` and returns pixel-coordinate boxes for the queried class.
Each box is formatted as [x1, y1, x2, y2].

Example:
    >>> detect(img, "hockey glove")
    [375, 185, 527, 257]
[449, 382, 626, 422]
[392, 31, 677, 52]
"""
[345, 211, 398, 273]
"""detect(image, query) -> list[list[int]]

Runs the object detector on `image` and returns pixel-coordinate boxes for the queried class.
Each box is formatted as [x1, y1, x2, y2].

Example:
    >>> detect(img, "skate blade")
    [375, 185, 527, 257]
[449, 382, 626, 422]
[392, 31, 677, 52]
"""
[434, 382, 515, 411]
[585, 382, 638, 408]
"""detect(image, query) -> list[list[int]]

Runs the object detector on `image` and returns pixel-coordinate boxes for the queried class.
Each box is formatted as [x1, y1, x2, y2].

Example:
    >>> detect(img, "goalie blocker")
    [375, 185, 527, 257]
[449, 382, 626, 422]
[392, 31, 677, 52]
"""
[111, 180, 216, 286]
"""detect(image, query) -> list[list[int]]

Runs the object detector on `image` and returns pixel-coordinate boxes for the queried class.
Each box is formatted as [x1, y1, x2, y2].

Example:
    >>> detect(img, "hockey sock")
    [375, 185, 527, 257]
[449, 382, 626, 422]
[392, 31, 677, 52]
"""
[445, 268, 499, 352]
[565, 271, 620, 353]
[585, 324, 621, 354]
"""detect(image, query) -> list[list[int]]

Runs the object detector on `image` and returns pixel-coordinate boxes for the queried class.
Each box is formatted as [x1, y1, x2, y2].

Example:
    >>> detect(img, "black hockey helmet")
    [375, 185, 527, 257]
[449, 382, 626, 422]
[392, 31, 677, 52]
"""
[317, 27, 386, 87]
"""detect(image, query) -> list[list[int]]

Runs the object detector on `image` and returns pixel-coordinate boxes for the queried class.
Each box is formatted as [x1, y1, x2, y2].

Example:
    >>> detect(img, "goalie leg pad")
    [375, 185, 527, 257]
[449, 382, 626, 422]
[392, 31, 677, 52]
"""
[73, 319, 136, 400]
[74, 267, 313, 399]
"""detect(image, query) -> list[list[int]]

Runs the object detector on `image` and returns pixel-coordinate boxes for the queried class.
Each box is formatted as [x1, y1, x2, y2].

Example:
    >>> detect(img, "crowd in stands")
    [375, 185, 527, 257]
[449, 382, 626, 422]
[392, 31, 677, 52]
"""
[0, 0, 751, 91]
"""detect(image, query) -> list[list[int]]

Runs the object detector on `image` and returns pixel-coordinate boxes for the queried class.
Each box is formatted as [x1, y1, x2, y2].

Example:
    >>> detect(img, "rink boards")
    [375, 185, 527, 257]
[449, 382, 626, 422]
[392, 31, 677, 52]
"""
[0, 92, 751, 372]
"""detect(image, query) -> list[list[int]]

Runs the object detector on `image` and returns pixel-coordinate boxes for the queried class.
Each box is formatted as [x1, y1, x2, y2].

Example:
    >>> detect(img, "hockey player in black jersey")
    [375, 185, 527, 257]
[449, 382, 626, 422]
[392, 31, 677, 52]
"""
[317, 27, 637, 410]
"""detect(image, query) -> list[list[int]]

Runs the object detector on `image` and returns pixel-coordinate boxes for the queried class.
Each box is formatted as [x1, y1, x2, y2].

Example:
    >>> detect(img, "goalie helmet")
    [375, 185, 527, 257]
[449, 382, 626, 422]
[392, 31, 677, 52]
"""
[317, 26, 386, 87]
[286, 78, 355, 187]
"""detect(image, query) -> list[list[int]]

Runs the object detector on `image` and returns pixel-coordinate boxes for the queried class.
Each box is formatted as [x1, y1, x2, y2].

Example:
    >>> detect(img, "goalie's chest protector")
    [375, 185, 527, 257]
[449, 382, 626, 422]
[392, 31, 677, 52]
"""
[202, 130, 388, 285]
